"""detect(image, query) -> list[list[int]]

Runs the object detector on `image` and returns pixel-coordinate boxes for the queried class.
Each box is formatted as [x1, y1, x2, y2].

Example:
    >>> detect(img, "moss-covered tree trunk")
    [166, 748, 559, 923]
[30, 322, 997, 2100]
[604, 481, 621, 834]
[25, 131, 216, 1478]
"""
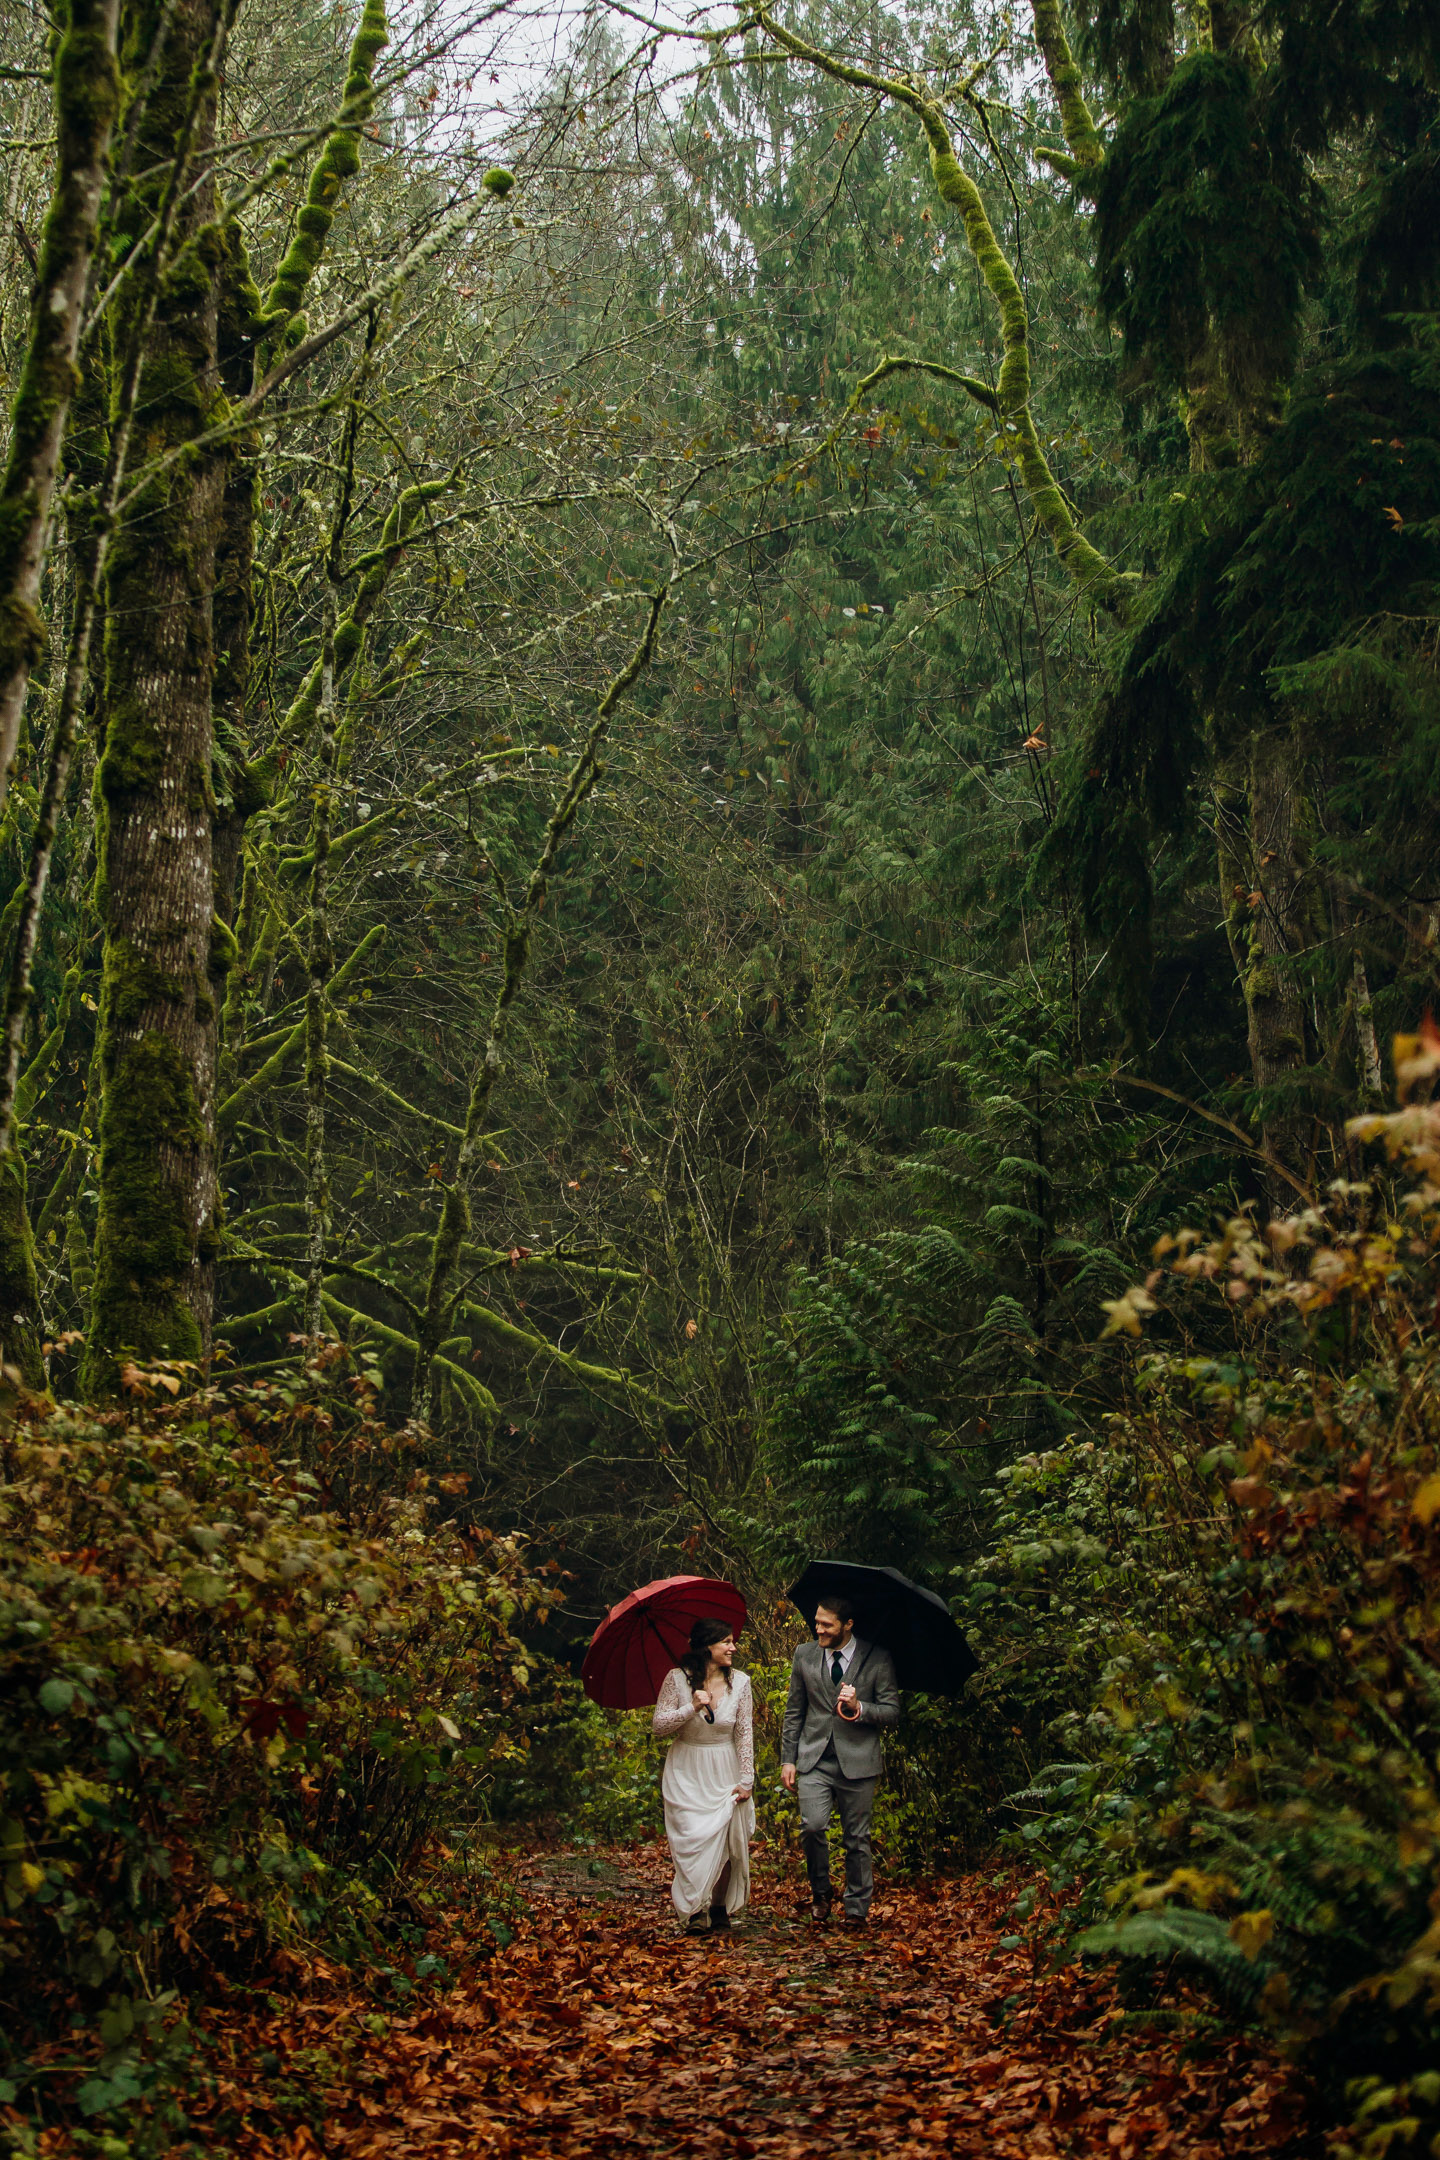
[0, 1154, 45, 1384]
[1218, 731, 1314, 1198]
[81, 0, 227, 1389]
[0, 0, 122, 813]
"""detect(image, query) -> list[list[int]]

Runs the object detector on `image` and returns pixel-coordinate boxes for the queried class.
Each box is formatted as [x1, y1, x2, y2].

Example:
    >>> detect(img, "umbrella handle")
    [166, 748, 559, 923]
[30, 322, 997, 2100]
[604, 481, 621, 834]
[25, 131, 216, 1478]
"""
[704, 1707, 715, 1724]
[836, 1696, 862, 1721]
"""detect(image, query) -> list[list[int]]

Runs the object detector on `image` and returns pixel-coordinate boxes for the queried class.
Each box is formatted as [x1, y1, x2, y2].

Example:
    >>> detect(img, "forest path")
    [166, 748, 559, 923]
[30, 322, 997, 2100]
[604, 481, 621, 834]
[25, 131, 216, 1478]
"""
[189, 1845, 1317, 2158]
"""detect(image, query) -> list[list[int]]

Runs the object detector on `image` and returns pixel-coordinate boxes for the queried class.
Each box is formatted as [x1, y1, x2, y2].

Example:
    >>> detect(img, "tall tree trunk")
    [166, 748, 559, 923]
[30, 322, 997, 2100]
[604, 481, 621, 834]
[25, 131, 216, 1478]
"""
[81, 0, 227, 1388]
[0, 0, 122, 812]
[0, 0, 122, 1383]
[1217, 730, 1314, 1202]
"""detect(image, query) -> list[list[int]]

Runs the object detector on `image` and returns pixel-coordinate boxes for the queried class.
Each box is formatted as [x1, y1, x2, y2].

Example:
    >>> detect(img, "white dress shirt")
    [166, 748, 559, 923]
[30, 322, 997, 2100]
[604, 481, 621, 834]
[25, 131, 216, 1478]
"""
[827, 1633, 857, 1679]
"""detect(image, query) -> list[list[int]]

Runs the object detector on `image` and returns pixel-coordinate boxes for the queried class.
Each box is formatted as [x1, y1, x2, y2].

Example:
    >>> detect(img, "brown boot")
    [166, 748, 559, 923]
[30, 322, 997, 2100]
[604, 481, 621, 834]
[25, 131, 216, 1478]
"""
[811, 1893, 833, 1926]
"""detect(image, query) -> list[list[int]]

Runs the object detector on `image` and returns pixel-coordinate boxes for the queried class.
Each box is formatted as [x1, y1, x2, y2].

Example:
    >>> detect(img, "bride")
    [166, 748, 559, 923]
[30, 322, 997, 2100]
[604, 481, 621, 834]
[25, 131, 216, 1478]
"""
[652, 1617, 755, 1932]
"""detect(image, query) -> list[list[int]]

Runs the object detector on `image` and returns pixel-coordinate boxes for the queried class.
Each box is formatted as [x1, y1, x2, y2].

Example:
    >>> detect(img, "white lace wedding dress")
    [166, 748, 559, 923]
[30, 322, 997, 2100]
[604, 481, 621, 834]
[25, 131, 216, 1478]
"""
[652, 1666, 756, 1919]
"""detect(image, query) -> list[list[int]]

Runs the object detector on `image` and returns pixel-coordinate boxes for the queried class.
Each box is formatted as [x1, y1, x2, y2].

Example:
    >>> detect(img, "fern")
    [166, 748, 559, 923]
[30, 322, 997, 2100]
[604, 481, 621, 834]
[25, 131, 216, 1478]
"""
[1074, 1907, 1274, 2014]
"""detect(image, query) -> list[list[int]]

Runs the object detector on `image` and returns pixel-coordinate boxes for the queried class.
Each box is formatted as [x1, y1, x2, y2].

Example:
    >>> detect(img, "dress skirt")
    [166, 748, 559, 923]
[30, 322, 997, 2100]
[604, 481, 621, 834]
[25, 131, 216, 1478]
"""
[661, 1722, 755, 1917]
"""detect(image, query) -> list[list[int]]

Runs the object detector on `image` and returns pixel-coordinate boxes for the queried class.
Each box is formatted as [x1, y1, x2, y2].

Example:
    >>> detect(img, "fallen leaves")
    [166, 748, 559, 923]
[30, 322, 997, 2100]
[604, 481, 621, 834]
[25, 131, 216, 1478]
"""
[168, 1844, 1318, 2158]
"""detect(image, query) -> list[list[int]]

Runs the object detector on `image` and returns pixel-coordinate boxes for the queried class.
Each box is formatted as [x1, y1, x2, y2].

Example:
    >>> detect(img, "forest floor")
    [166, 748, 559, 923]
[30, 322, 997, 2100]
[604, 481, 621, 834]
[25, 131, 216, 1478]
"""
[176, 1842, 1324, 2159]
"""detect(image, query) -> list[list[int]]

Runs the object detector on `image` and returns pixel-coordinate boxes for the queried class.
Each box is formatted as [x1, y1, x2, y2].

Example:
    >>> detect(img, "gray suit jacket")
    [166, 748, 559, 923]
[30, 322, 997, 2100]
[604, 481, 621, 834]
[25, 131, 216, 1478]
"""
[781, 1636, 900, 1779]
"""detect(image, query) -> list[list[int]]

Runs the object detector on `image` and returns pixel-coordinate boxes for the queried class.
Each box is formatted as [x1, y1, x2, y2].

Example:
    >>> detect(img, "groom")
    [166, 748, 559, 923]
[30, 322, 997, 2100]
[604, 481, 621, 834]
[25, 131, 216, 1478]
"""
[781, 1594, 899, 1928]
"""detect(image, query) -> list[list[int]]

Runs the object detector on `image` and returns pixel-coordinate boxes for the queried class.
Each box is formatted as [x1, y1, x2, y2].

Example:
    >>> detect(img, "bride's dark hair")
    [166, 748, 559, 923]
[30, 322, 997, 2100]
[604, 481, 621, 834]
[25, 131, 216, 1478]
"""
[681, 1616, 735, 1692]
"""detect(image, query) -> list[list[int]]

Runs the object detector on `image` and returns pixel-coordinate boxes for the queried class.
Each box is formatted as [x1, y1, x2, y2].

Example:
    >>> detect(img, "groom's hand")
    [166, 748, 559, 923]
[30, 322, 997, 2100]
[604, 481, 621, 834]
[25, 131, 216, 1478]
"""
[781, 1761, 797, 1791]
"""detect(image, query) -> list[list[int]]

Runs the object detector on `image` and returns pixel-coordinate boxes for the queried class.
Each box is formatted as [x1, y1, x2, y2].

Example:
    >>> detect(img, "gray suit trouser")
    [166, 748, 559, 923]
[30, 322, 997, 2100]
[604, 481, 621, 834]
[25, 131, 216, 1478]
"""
[797, 1747, 879, 1917]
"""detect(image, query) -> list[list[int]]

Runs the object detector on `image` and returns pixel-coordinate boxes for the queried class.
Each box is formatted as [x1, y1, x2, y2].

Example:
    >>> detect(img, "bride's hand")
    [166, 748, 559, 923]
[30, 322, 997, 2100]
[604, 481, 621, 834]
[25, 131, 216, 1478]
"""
[732, 1784, 751, 1801]
[691, 1687, 712, 1713]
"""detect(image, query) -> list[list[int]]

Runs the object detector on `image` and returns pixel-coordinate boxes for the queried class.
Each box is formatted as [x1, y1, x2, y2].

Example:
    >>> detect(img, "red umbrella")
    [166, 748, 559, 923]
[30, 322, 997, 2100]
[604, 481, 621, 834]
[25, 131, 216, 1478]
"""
[581, 1575, 747, 1710]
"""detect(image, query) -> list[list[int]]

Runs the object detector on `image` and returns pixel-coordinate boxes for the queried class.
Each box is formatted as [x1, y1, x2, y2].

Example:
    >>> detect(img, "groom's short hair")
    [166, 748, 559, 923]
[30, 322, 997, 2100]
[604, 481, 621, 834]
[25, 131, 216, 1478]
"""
[815, 1594, 855, 1627]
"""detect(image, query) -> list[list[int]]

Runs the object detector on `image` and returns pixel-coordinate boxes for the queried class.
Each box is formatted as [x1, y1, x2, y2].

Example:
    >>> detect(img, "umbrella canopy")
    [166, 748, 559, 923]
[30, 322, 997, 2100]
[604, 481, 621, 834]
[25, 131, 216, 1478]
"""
[787, 1561, 977, 1696]
[581, 1574, 748, 1709]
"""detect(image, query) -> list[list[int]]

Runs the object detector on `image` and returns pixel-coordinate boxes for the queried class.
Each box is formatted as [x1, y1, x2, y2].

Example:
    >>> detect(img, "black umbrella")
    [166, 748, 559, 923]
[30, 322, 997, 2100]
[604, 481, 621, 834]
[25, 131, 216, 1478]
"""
[787, 1561, 978, 1695]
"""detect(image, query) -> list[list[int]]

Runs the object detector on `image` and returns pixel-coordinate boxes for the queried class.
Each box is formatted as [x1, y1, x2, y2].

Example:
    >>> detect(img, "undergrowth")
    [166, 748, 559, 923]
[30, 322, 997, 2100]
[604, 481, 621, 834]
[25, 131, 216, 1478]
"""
[0, 1353, 566, 2155]
[980, 1026, 1440, 2156]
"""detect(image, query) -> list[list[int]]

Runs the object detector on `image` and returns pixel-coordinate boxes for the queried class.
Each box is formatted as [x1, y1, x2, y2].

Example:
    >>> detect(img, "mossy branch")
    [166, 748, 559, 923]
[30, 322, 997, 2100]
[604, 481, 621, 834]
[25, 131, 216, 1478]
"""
[1029, 0, 1105, 172]
[459, 1299, 681, 1413]
[749, 4, 1125, 610]
[321, 1292, 496, 1416]
[849, 354, 999, 417]
[411, 588, 668, 1414]
[214, 1279, 497, 1416]
[1036, 146, 1089, 182]
[325, 1058, 465, 1142]
[274, 743, 532, 882]
[15, 966, 81, 1126]
[350, 1229, 640, 1286]
[217, 923, 384, 1134]
[34, 1136, 82, 1248]
[274, 478, 451, 748]
[468, 1243, 644, 1287]
[256, 0, 389, 366]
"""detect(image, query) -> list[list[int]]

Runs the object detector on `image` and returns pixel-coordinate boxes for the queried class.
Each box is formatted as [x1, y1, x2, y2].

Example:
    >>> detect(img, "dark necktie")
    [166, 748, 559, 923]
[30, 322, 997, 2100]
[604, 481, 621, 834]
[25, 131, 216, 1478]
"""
[831, 1653, 843, 1687]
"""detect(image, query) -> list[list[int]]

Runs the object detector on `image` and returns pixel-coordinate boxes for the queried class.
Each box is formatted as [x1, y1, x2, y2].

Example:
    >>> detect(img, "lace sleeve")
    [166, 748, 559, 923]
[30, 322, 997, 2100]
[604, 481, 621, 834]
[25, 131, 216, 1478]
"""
[651, 1666, 697, 1739]
[735, 1673, 754, 1789]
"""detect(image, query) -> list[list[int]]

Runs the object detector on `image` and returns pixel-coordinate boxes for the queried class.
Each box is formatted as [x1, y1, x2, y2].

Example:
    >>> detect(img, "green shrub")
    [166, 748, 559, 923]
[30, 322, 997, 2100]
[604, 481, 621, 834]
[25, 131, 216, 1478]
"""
[0, 1366, 562, 2149]
[993, 1032, 1440, 2154]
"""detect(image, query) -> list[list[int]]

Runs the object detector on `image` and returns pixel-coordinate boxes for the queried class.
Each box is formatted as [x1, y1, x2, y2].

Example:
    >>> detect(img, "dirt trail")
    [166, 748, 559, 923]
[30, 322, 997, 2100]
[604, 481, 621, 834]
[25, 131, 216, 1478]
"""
[187, 1846, 1318, 2157]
